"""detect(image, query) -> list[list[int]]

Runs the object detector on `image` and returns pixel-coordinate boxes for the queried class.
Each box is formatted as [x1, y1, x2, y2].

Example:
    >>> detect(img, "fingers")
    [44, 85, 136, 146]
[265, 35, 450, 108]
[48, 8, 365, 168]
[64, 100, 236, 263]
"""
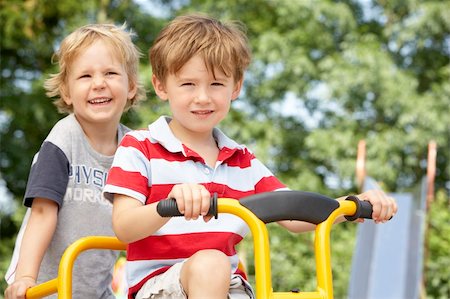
[199, 187, 212, 217]
[203, 214, 213, 223]
[358, 189, 397, 224]
[17, 285, 27, 299]
[168, 184, 211, 220]
[5, 279, 34, 299]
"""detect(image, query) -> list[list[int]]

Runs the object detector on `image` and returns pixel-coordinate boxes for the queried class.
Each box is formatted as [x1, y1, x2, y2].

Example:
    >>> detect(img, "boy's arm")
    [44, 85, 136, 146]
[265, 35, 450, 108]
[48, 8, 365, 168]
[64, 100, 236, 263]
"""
[277, 220, 317, 233]
[5, 198, 58, 299]
[112, 194, 170, 243]
[112, 184, 211, 243]
[277, 189, 397, 233]
[278, 216, 348, 233]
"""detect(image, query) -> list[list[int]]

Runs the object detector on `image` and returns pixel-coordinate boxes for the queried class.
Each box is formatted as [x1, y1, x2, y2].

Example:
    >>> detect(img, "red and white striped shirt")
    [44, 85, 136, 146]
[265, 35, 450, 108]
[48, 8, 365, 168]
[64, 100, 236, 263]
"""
[104, 116, 286, 297]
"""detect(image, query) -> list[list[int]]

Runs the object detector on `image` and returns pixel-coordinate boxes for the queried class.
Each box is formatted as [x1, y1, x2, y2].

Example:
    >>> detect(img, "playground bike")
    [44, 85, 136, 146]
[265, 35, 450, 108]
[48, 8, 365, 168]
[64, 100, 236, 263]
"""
[25, 190, 374, 299]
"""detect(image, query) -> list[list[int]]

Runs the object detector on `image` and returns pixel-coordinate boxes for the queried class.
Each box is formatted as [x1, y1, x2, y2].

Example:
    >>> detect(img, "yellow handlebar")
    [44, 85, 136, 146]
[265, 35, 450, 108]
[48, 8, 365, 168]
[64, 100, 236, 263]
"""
[26, 198, 359, 299]
[26, 236, 126, 299]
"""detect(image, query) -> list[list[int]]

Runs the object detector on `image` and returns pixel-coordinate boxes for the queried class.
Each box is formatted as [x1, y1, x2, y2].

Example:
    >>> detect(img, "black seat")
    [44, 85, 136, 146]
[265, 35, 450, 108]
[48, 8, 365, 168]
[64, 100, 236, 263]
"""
[240, 191, 339, 224]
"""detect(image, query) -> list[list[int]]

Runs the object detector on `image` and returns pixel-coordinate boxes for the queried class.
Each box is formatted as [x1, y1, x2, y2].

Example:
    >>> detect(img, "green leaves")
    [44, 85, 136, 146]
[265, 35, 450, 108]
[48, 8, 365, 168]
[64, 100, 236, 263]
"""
[425, 190, 450, 298]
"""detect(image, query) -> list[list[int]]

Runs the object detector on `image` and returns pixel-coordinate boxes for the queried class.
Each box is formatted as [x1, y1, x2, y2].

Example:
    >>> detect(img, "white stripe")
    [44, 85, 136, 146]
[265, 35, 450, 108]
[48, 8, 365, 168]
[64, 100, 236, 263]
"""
[31, 152, 39, 166]
[4, 209, 31, 284]
[125, 129, 153, 142]
[103, 185, 147, 204]
[229, 254, 240, 273]
[154, 214, 249, 237]
[213, 159, 275, 190]
[113, 146, 151, 181]
[127, 253, 240, 287]
[150, 159, 208, 184]
[150, 158, 275, 191]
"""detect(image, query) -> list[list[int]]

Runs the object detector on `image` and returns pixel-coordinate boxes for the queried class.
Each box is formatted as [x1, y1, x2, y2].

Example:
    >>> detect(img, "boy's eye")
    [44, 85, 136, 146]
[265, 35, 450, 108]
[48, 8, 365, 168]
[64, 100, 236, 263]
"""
[181, 82, 194, 86]
[212, 82, 224, 86]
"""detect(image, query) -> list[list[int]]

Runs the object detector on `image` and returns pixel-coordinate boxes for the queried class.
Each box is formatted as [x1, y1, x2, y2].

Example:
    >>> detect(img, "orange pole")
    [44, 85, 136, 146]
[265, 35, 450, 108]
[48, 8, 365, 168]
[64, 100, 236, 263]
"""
[356, 140, 366, 192]
[426, 141, 437, 209]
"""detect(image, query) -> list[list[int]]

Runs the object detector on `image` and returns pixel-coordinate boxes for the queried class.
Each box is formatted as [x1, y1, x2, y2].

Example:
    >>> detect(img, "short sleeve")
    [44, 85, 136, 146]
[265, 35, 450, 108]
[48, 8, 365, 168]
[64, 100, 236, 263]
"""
[103, 132, 151, 204]
[24, 141, 70, 207]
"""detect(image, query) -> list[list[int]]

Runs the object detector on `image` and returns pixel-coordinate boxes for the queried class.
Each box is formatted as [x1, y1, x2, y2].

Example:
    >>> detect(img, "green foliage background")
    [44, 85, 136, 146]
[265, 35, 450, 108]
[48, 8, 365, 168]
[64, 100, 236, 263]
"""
[1, 0, 449, 298]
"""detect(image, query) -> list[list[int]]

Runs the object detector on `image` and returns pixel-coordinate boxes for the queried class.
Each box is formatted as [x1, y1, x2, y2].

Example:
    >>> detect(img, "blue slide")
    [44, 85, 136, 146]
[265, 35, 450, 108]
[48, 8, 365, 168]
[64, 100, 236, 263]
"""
[348, 177, 427, 299]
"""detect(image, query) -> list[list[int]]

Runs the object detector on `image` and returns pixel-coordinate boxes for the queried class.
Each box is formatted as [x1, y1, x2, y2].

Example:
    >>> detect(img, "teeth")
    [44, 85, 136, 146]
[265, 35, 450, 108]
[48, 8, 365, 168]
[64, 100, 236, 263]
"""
[89, 98, 110, 104]
[194, 111, 212, 114]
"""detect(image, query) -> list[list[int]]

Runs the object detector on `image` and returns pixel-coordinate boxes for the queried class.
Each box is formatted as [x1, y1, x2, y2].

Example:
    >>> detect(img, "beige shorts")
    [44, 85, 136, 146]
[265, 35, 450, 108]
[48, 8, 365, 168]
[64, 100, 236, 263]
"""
[135, 262, 254, 299]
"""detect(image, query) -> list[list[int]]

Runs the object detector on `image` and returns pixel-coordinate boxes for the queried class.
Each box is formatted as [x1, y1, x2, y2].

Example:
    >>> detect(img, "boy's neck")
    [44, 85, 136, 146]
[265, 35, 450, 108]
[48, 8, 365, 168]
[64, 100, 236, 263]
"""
[185, 140, 220, 169]
[75, 115, 119, 156]
[168, 122, 219, 168]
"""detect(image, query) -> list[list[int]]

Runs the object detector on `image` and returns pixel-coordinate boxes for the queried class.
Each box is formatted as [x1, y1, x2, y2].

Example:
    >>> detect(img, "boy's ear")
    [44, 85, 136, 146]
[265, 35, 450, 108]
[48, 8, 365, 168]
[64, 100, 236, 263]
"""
[61, 85, 72, 105]
[127, 81, 138, 100]
[62, 96, 72, 105]
[231, 78, 244, 101]
[152, 74, 168, 100]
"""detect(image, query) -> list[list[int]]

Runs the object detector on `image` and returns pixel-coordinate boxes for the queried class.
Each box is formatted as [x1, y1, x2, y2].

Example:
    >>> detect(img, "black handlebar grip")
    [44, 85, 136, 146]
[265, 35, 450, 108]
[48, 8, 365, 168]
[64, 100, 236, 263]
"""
[156, 198, 184, 217]
[344, 195, 373, 221]
[156, 192, 218, 219]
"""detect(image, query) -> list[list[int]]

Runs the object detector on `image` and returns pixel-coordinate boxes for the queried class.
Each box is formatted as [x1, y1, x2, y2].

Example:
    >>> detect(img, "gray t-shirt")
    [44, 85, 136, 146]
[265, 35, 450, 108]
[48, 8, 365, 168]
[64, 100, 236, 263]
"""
[7, 114, 129, 298]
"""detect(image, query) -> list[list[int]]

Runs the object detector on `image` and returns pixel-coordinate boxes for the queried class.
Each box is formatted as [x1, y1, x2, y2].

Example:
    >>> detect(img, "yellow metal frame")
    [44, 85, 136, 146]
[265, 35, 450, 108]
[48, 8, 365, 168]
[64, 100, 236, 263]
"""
[26, 237, 126, 299]
[26, 198, 358, 299]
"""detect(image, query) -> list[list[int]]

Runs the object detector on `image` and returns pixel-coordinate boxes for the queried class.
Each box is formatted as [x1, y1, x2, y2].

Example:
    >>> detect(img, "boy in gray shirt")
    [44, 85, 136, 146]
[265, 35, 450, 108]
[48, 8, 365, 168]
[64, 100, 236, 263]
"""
[4, 23, 145, 299]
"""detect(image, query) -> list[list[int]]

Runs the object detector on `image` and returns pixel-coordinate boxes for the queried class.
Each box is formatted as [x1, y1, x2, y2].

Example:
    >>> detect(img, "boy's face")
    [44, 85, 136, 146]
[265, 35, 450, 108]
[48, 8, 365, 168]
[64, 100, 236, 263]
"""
[63, 39, 136, 127]
[152, 54, 242, 141]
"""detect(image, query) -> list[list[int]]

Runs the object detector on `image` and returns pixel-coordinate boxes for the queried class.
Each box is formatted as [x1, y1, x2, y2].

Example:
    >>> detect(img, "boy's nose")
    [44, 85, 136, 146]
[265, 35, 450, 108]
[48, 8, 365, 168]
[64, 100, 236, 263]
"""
[194, 89, 210, 103]
[92, 76, 106, 89]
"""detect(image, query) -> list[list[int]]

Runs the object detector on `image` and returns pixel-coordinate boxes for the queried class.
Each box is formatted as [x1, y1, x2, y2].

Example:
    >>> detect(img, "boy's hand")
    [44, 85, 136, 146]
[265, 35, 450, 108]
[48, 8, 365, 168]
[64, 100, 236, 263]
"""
[356, 189, 397, 224]
[168, 184, 212, 222]
[4, 276, 36, 299]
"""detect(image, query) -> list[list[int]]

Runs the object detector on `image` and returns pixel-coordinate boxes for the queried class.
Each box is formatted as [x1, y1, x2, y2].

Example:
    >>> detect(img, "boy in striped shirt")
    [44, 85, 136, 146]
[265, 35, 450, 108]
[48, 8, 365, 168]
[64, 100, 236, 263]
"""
[103, 13, 397, 299]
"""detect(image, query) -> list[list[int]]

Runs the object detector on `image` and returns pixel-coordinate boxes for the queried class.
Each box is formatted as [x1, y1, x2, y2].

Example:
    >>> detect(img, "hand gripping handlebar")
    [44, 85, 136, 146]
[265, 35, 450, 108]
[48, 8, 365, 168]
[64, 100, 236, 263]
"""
[344, 195, 373, 221]
[156, 192, 219, 219]
[156, 191, 374, 223]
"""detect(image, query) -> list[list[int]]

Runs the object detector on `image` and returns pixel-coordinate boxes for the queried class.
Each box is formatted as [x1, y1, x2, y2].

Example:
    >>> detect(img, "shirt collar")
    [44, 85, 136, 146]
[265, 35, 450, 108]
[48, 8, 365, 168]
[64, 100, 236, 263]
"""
[148, 116, 245, 154]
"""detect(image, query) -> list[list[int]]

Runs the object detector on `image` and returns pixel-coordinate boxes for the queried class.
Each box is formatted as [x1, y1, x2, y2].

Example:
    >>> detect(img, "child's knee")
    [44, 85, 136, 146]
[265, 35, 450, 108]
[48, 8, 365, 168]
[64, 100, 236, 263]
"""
[193, 249, 230, 271]
[184, 249, 231, 278]
[180, 250, 231, 296]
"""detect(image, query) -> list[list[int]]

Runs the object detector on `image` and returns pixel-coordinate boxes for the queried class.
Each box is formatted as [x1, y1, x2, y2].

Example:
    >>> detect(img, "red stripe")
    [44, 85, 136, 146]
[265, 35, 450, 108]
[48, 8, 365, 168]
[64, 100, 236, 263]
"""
[208, 182, 255, 199]
[222, 149, 254, 167]
[106, 167, 149, 196]
[127, 266, 170, 299]
[146, 178, 283, 204]
[128, 232, 243, 261]
[235, 268, 248, 281]
[121, 133, 257, 167]
[120, 134, 194, 163]
[119, 132, 152, 158]
[146, 184, 173, 204]
[255, 176, 285, 193]
[146, 183, 257, 204]
[127, 264, 247, 298]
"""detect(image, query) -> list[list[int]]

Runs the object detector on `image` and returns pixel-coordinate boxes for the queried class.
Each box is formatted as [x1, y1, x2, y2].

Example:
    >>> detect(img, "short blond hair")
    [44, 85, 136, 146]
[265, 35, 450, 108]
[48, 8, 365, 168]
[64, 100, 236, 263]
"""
[44, 23, 146, 113]
[150, 13, 251, 83]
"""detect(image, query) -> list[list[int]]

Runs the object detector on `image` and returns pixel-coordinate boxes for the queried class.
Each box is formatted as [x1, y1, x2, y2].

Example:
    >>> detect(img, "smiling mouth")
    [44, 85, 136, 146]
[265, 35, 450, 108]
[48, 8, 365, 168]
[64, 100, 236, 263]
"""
[192, 110, 213, 115]
[88, 97, 112, 104]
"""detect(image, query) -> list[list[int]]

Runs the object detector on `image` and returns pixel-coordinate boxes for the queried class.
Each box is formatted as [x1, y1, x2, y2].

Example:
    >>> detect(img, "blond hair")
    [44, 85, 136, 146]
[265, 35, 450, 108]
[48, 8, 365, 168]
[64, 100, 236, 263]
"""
[44, 23, 146, 113]
[150, 13, 251, 83]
